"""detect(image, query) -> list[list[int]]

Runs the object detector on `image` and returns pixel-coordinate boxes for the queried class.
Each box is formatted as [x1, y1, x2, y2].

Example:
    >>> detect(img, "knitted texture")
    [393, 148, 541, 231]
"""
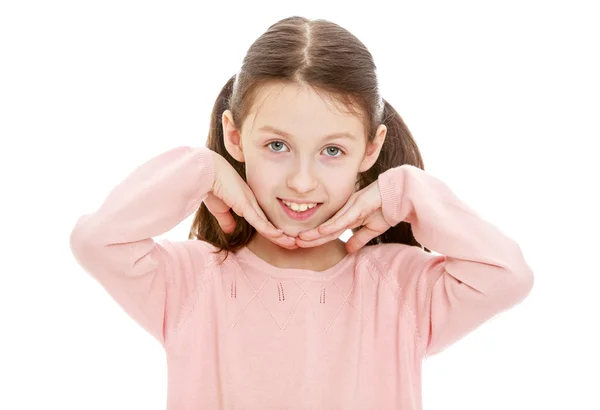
[70, 146, 534, 409]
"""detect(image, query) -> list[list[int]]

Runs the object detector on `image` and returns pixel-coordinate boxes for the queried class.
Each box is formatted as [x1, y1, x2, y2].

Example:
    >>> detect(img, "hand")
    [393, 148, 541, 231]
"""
[207, 153, 298, 249]
[296, 180, 392, 253]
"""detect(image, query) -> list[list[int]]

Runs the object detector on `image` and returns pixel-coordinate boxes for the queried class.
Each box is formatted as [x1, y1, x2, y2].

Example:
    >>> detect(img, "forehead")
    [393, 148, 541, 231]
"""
[245, 82, 365, 139]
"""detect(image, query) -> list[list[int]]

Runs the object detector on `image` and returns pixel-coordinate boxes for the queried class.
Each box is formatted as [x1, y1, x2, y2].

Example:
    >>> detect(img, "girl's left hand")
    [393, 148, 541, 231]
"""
[296, 180, 392, 253]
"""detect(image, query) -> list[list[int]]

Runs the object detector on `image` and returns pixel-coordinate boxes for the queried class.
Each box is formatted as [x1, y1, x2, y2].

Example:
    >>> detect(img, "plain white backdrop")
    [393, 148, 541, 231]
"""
[1, 0, 598, 409]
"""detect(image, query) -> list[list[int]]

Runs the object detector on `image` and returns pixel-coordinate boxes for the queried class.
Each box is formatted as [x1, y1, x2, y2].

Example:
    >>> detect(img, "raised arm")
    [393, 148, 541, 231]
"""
[377, 164, 534, 357]
[69, 146, 216, 347]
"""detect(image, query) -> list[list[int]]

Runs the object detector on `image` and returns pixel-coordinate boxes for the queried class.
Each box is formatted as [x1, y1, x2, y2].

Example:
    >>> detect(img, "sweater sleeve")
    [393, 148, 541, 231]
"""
[69, 146, 216, 347]
[377, 164, 534, 358]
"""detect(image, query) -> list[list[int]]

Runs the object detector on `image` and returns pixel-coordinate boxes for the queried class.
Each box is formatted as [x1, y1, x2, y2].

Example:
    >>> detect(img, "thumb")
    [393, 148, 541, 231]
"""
[204, 193, 237, 233]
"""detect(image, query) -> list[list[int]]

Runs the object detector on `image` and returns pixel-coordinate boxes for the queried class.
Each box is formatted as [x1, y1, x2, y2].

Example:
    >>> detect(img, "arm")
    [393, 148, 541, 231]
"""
[377, 164, 534, 358]
[69, 146, 216, 347]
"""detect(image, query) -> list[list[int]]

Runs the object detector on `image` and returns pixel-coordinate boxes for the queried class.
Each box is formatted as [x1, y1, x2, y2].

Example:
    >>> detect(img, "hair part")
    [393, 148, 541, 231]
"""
[188, 16, 430, 259]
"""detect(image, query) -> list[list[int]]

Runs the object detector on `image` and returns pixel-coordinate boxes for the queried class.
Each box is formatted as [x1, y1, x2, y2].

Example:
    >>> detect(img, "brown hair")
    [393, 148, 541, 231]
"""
[188, 16, 431, 257]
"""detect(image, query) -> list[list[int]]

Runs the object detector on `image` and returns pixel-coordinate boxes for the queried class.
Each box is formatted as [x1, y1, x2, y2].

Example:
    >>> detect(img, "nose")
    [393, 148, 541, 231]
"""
[286, 159, 318, 194]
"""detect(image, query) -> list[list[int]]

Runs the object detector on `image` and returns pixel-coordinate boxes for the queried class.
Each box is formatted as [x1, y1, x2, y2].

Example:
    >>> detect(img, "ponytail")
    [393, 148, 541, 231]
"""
[188, 75, 255, 257]
[357, 99, 431, 253]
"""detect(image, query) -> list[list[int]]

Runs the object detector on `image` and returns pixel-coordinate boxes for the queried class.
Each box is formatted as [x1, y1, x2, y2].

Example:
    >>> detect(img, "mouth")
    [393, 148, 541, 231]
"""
[277, 198, 323, 221]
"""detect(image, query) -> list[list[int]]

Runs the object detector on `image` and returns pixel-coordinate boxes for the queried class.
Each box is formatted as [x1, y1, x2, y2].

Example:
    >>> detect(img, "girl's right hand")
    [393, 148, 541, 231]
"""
[205, 152, 298, 249]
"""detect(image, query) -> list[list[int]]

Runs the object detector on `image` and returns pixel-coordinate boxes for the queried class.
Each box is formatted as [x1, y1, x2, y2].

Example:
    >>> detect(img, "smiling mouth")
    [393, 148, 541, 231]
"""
[277, 198, 323, 220]
[278, 198, 322, 212]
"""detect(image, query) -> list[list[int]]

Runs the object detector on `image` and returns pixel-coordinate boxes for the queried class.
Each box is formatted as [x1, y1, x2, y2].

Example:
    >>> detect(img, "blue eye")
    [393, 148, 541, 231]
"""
[267, 141, 343, 157]
[324, 146, 342, 157]
[268, 141, 288, 152]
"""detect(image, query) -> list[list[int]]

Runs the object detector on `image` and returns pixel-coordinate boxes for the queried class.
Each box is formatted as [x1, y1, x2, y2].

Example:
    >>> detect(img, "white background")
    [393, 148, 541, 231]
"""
[1, 0, 598, 409]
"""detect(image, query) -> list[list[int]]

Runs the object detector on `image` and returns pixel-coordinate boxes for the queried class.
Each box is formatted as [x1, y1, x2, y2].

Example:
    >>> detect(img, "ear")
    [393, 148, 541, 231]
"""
[222, 109, 245, 162]
[358, 124, 387, 173]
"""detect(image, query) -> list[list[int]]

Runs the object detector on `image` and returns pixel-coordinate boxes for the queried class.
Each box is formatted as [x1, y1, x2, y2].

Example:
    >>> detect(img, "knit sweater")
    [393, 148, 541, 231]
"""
[69, 146, 534, 409]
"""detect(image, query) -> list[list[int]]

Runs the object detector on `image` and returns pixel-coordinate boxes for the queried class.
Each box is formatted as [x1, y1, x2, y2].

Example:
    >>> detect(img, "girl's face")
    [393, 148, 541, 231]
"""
[223, 82, 386, 238]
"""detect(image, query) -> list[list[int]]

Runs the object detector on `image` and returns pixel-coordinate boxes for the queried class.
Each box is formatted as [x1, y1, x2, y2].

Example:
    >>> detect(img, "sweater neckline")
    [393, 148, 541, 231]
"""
[234, 245, 355, 280]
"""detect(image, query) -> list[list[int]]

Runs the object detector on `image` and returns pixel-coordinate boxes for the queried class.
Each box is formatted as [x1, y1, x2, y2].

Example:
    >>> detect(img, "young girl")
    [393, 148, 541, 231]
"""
[70, 16, 534, 410]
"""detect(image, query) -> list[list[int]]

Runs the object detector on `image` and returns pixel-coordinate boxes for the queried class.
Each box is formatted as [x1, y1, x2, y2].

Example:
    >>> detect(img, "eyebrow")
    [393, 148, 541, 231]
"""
[257, 125, 357, 141]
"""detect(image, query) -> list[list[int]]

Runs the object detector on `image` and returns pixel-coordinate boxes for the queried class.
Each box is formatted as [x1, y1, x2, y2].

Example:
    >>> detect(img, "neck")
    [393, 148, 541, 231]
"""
[246, 232, 348, 272]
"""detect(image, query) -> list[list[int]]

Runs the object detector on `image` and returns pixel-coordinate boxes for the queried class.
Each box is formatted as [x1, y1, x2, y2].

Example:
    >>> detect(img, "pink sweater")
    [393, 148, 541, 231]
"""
[69, 146, 534, 409]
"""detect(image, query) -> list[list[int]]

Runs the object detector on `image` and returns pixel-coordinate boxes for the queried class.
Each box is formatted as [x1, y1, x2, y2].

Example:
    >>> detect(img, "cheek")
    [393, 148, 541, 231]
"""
[245, 162, 278, 201]
[322, 171, 357, 213]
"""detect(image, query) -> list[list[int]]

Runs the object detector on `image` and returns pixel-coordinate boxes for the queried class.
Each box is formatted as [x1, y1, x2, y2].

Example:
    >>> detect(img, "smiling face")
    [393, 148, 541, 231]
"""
[222, 81, 386, 238]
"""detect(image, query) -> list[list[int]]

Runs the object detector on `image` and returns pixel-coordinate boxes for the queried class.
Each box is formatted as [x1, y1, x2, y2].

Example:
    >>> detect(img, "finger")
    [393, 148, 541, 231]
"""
[254, 203, 270, 223]
[319, 203, 364, 236]
[204, 195, 237, 233]
[243, 205, 282, 238]
[242, 185, 268, 218]
[267, 232, 298, 249]
[249, 200, 283, 237]
[319, 196, 366, 235]
[247, 194, 269, 221]
[345, 225, 381, 253]
[261, 221, 285, 238]
[299, 216, 358, 241]
[299, 218, 362, 243]
[298, 196, 356, 241]
[276, 239, 299, 250]
[215, 210, 237, 233]
[240, 203, 297, 248]
[321, 195, 357, 228]
[242, 187, 283, 236]
[295, 227, 347, 248]
[228, 195, 278, 238]
[297, 227, 322, 241]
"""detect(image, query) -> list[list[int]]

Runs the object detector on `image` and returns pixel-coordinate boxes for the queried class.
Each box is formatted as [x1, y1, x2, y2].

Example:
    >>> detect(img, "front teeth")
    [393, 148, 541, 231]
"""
[282, 200, 318, 212]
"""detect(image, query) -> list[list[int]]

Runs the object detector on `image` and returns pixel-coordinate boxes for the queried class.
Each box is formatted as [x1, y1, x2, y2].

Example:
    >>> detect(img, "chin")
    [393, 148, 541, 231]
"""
[277, 220, 325, 239]
[277, 226, 302, 238]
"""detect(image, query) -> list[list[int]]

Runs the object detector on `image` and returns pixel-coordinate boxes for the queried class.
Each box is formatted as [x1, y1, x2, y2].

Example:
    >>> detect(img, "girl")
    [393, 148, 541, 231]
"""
[70, 16, 534, 410]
